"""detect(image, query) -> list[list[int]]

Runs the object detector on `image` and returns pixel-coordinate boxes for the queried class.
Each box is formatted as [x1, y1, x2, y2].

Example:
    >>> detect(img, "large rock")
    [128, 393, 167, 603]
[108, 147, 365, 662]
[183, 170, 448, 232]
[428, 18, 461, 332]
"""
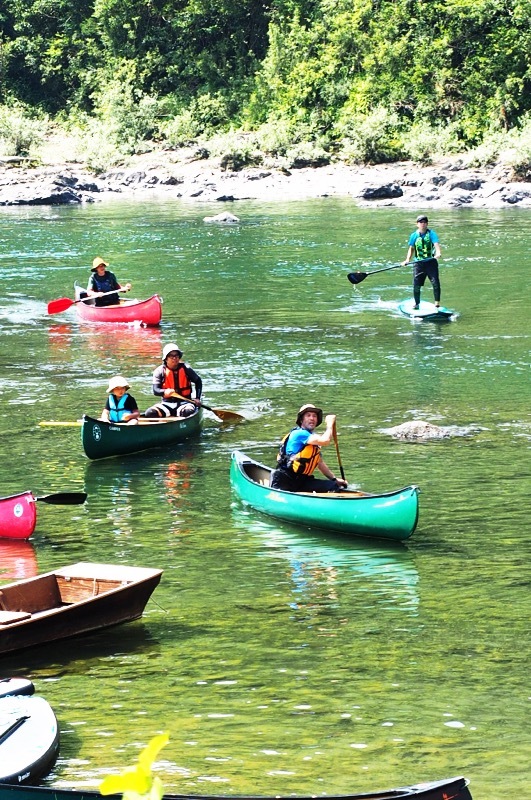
[382, 420, 450, 440]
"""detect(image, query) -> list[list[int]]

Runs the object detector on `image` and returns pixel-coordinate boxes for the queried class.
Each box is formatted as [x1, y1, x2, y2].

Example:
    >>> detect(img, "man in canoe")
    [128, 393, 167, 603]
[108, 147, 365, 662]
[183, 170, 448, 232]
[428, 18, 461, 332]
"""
[270, 404, 348, 493]
[100, 375, 140, 424]
[402, 214, 442, 309]
[86, 257, 131, 306]
[144, 343, 203, 418]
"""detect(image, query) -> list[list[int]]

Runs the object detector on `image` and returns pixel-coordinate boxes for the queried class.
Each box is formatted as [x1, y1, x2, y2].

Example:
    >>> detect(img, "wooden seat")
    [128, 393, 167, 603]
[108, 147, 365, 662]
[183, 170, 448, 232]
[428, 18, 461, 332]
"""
[0, 610, 32, 625]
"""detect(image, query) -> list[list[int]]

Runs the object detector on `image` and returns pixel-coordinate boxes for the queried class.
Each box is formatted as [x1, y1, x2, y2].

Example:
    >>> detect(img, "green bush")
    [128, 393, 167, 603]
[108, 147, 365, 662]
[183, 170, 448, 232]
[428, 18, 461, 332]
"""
[400, 121, 461, 164]
[334, 105, 403, 164]
[0, 104, 48, 156]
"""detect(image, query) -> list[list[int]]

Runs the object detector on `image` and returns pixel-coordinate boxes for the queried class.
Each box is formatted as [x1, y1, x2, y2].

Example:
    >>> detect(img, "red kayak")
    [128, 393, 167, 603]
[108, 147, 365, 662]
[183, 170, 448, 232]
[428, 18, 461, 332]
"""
[0, 492, 37, 540]
[74, 285, 162, 326]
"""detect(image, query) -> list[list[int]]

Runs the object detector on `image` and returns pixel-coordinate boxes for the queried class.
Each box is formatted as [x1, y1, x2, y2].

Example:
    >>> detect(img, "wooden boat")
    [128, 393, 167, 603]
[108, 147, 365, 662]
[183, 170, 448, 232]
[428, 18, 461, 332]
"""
[0, 562, 162, 656]
[230, 450, 419, 541]
[397, 299, 455, 321]
[0, 494, 36, 541]
[0, 776, 472, 800]
[73, 284, 162, 326]
[81, 410, 203, 459]
[0, 695, 59, 784]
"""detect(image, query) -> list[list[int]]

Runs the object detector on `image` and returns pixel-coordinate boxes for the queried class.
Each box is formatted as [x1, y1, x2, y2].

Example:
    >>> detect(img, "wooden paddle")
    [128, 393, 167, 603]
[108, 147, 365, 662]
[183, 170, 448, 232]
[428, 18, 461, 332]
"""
[39, 421, 82, 427]
[347, 258, 437, 285]
[34, 492, 87, 505]
[332, 422, 347, 483]
[47, 287, 128, 315]
[169, 392, 244, 423]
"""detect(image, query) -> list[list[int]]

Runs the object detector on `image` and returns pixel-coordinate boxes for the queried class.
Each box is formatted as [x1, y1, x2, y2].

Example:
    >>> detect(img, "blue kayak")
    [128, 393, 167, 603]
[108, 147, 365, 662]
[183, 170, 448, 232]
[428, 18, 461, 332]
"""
[398, 299, 455, 321]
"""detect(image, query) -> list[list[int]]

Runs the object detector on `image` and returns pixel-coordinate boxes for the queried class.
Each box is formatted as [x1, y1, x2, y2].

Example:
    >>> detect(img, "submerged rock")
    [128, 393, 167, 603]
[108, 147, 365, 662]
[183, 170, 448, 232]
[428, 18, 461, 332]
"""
[203, 211, 240, 223]
[382, 420, 450, 440]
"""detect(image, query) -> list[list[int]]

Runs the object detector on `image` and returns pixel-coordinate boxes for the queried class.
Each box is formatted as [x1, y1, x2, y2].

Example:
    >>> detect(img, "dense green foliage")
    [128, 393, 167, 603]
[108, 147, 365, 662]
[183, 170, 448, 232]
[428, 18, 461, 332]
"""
[1, 0, 531, 162]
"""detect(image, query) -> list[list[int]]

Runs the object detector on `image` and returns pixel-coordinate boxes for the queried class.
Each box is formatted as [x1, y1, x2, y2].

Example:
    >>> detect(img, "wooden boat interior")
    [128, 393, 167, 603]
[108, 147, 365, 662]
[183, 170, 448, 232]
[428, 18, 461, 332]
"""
[0, 573, 130, 626]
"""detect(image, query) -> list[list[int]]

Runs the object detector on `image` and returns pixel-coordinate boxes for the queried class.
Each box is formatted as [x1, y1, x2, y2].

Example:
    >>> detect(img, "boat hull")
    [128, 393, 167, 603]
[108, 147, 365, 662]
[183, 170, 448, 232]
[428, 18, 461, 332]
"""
[0, 695, 59, 784]
[0, 494, 37, 541]
[398, 299, 454, 321]
[74, 286, 162, 326]
[81, 411, 203, 459]
[230, 450, 419, 541]
[0, 776, 472, 800]
[0, 562, 162, 656]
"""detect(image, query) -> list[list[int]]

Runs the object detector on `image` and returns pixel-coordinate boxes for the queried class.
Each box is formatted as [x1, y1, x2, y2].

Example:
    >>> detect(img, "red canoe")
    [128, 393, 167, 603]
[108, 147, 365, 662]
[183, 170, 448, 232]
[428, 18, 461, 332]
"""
[74, 285, 162, 326]
[0, 493, 37, 540]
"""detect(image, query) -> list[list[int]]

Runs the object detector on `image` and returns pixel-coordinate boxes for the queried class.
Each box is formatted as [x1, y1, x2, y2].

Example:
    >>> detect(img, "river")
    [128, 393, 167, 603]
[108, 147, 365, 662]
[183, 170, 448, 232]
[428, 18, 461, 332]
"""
[0, 200, 528, 800]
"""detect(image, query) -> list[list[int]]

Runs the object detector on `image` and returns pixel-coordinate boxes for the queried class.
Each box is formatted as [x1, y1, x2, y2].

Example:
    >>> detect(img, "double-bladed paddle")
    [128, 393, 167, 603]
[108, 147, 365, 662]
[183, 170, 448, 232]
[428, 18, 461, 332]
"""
[169, 392, 244, 423]
[33, 492, 87, 505]
[47, 288, 128, 315]
[347, 258, 437, 285]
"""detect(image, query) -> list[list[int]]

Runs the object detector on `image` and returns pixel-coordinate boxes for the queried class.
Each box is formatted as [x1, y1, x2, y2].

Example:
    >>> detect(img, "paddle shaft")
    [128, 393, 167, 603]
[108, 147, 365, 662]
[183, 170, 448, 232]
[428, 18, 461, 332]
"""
[47, 287, 128, 315]
[332, 422, 347, 483]
[169, 392, 244, 422]
[348, 258, 436, 285]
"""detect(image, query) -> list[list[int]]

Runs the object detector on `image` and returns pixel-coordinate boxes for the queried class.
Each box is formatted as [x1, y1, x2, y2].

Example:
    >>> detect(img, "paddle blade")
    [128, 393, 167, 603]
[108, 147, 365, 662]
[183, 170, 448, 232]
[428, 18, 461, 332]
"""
[211, 408, 245, 423]
[35, 492, 87, 505]
[347, 272, 368, 285]
[47, 297, 74, 315]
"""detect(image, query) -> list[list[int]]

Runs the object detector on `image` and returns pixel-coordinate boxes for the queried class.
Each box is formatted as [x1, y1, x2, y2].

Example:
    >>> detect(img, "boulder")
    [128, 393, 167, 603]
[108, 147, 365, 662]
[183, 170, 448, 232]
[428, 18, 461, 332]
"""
[382, 420, 450, 440]
[203, 211, 240, 223]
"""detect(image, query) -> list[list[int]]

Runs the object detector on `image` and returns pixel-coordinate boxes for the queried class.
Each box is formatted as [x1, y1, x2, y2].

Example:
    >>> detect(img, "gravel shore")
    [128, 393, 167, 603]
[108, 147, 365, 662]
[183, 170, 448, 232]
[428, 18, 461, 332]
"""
[1, 143, 530, 209]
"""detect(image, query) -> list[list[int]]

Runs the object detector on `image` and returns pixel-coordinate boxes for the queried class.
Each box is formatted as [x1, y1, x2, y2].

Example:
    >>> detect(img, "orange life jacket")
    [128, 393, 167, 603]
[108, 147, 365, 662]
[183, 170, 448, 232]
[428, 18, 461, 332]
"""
[162, 365, 192, 398]
[277, 429, 321, 476]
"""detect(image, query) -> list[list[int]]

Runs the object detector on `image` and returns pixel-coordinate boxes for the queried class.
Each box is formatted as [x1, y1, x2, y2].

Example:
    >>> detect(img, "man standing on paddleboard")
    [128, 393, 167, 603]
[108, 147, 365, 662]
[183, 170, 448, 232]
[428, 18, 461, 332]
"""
[403, 215, 442, 309]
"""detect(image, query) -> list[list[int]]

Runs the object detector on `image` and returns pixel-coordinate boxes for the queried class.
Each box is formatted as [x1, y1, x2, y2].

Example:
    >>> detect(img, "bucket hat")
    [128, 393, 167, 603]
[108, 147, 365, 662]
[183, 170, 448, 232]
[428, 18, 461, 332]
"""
[296, 404, 323, 427]
[92, 257, 108, 271]
[162, 343, 183, 360]
[107, 375, 130, 393]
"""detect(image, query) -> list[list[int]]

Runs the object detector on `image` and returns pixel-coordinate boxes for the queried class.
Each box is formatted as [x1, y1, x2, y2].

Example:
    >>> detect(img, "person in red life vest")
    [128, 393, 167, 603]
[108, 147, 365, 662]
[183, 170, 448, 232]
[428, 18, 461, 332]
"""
[270, 404, 348, 493]
[144, 343, 203, 418]
[100, 375, 139, 423]
[86, 257, 131, 307]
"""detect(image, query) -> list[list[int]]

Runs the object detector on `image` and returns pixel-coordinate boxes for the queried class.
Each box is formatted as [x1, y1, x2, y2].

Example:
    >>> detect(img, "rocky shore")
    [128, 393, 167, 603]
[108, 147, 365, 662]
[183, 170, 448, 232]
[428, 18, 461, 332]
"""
[1, 145, 531, 209]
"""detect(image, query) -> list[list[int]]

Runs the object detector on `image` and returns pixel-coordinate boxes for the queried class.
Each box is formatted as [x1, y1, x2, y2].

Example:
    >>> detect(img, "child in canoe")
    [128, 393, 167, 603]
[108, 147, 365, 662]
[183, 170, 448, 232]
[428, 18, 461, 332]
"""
[100, 376, 140, 424]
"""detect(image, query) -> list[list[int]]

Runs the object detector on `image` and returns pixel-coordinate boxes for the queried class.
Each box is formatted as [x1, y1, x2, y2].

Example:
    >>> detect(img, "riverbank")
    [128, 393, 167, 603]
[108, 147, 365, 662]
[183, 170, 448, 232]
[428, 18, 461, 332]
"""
[1, 136, 531, 209]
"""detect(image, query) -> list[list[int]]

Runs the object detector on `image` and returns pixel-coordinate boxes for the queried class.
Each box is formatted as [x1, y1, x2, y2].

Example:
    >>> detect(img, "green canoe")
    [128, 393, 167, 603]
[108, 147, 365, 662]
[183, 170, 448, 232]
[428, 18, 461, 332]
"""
[81, 411, 203, 459]
[230, 450, 419, 541]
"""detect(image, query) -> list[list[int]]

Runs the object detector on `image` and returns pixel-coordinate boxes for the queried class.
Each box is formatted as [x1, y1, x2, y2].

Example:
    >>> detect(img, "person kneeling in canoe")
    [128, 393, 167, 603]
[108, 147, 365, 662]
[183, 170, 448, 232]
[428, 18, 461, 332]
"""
[144, 343, 203, 418]
[270, 404, 348, 493]
[86, 257, 131, 306]
[100, 376, 140, 424]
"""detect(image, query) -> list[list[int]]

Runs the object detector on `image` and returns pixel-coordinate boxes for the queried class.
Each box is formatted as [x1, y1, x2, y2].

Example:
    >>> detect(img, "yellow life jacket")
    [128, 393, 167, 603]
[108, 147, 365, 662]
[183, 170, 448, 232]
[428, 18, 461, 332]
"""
[277, 429, 321, 476]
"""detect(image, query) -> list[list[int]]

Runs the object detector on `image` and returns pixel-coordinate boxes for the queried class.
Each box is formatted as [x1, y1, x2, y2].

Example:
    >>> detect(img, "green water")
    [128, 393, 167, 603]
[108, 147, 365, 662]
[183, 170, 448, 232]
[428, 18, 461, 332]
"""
[0, 201, 528, 800]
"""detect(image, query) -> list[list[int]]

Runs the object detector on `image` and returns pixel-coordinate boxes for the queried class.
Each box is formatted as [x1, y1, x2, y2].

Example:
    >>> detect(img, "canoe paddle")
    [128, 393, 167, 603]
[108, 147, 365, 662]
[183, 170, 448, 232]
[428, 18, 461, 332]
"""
[47, 288, 129, 315]
[347, 258, 437, 285]
[169, 392, 245, 423]
[39, 421, 83, 427]
[332, 422, 347, 483]
[33, 492, 88, 505]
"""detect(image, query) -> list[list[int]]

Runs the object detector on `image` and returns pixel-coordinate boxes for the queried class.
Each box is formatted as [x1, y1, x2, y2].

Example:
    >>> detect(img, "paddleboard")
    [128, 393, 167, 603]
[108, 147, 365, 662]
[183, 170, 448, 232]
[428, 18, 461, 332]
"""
[0, 678, 35, 698]
[398, 299, 455, 321]
[0, 695, 59, 784]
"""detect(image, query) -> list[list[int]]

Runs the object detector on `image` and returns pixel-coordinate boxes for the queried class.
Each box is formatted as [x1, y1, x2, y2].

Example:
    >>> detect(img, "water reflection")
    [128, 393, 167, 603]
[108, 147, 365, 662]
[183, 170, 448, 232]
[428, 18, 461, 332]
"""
[232, 507, 419, 617]
[0, 538, 38, 580]
[47, 322, 163, 361]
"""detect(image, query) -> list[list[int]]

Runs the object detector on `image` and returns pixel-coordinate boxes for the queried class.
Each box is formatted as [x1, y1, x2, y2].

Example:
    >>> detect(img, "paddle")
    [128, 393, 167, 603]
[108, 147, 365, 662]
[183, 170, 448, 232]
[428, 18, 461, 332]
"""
[34, 492, 87, 505]
[39, 421, 82, 427]
[332, 422, 347, 483]
[47, 287, 128, 315]
[347, 258, 437, 285]
[169, 392, 245, 423]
